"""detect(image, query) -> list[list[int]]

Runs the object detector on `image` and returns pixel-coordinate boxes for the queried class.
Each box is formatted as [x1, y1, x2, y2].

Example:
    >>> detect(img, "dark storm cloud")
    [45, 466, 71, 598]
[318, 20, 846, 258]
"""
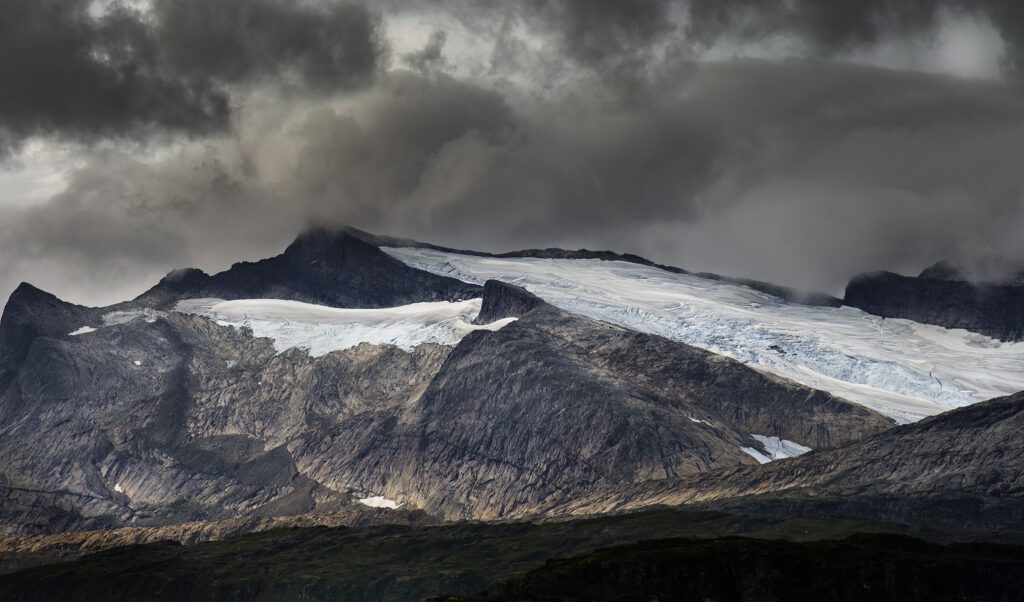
[151, 0, 382, 89]
[403, 30, 449, 73]
[3, 0, 1024, 305]
[0, 0, 384, 156]
[686, 0, 1024, 73]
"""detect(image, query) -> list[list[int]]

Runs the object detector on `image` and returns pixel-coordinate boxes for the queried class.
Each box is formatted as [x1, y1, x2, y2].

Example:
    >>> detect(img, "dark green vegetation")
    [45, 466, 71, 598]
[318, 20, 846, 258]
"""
[448, 534, 1024, 602]
[2, 509, 1022, 601]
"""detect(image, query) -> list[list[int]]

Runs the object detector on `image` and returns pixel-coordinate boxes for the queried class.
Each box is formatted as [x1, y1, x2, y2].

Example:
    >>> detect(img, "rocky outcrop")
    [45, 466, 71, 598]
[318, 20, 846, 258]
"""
[472, 280, 543, 324]
[0, 284, 101, 393]
[127, 227, 482, 309]
[844, 263, 1024, 341]
[557, 390, 1024, 529]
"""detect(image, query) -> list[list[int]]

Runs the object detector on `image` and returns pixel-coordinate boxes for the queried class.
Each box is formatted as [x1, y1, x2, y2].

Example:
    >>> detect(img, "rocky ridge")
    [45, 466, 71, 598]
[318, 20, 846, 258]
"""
[845, 261, 1024, 342]
[0, 229, 892, 533]
[553, 389, 1024, 529]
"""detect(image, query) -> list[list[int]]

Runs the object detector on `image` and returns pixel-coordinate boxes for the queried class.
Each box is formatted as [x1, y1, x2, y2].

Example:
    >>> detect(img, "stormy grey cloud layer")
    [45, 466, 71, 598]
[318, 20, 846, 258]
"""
[1, 0, 1023, 305]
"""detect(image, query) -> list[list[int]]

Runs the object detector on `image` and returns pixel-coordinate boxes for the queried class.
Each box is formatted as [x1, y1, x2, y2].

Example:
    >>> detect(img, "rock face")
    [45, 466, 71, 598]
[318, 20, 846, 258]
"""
[363, 303, 890, 519]
[472, 280, 544, 324]
[127, 228, 482, 309]
[844, 262, 1024, 341]
[559, 389, 1024, 529]
[0, 239, 891, 532]
[0, 284, 101, 391]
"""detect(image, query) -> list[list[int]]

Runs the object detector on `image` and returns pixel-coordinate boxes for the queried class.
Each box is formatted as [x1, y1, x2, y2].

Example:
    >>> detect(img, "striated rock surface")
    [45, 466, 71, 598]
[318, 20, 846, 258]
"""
[844, 262, 1024, 341]
[286, 294, 891, 520]
[556, 389, 1024, 528]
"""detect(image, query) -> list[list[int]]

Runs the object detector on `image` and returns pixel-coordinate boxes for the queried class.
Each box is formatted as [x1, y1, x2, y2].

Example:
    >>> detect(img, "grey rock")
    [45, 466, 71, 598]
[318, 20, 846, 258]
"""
[125, 227, 482, 310]
[556, 389, 1024, 529]
[844, 266, 1024, 341]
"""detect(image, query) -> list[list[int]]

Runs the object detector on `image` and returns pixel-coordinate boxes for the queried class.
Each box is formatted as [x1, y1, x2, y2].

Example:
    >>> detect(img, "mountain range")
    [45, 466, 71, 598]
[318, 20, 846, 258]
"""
[1, 227, 1022, 599]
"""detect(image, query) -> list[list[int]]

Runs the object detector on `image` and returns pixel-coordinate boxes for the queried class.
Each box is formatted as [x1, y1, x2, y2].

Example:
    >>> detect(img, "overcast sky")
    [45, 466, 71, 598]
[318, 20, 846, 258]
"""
[2, 0, 1023, 305]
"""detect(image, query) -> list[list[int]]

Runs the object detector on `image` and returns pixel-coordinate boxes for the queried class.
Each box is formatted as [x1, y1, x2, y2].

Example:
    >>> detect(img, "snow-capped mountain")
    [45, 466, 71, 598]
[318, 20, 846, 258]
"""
[0, 229, 894, 534]
[1, 227, 1022, 550]
[384, 247, 1024, 423]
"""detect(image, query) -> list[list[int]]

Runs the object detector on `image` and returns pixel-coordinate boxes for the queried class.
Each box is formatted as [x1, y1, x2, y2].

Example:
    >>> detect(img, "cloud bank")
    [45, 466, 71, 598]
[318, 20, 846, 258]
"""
[1, 0, 1023, 304]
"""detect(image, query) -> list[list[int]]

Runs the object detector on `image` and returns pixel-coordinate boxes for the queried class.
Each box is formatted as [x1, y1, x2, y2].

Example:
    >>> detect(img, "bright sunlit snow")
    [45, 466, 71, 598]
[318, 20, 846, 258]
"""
[739, 447, 774, 464]
[741, 436, 810, 464]
[357, 496, 401, 509]
[68, 326, 97, 336]
[751, 435, 812, 460]
[174, 298, 517, 356]
[384, 248, 1024, 422]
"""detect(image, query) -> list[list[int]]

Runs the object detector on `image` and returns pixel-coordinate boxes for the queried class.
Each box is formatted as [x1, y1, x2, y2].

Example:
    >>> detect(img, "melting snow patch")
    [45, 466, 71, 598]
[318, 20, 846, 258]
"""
[740, 447, 774, 464]
[357, 496, 401, 509]
[113, 483, 124, 493]
[175, 298, 516, 356]
[103, 308, 168, 326]
[133, 360, 142, 366]
[687, 416, 711, 425]
[751, 434, 812, 460]
[385, 247, 1024, 422]
[68, 326, 97, 336]
[742, 435, 812, 464]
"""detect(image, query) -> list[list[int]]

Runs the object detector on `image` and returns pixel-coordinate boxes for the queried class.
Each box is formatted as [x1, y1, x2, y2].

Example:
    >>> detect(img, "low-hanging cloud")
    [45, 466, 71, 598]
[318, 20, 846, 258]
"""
[2, 0, 1024, 305]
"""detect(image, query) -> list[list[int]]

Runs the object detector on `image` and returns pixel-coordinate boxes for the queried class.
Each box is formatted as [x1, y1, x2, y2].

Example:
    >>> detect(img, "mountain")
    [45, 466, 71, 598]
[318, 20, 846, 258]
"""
[555, 389, 1024, 530]
[0, 229, 891, 535]
[384, 246, 1024, 422]
[1, 226, 1023, 599]
[127, 227, 482, 310]
[844, 261, 1024, 342]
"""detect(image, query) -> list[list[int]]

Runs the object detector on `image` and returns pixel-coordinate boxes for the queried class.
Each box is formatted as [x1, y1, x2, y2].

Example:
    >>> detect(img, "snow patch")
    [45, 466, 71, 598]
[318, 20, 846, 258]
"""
[357, 496, 401, 509]
[113, 483, 124, 493]
[102, 308, 167, 326]
[68, 326, 97, 336]
[133, 360, 142, 366]
[385, 247, 1024, 422]
[740, 447, 774, 464]
[174, 298, 516, 356]
[750, 434, 812, 460]
[687, 416, 711, 425]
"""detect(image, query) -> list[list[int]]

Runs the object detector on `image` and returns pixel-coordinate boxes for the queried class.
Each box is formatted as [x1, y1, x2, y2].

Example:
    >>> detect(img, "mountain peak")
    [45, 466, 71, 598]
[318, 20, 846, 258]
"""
[918, 261, 964, 281]
[7, 282, 59, 305]
[474, 280, 546, 324]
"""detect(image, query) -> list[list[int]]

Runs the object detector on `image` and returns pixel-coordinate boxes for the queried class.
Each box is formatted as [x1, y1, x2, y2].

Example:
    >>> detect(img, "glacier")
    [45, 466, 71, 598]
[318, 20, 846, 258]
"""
[384, 247, 1024, 422]
[174, 298, 516, 356]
